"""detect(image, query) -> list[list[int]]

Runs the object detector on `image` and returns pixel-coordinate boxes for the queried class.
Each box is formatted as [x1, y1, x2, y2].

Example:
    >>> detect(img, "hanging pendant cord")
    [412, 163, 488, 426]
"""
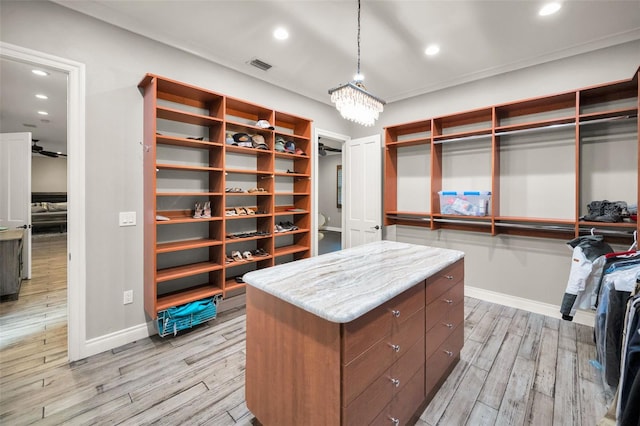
[357, 0, 361, 76]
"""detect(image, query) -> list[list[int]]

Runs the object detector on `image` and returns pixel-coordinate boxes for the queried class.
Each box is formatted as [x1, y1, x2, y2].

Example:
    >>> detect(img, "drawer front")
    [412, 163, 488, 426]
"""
[425, 303, 463, 360]
[426, 323, 464, 395]
[343, 309, 425, 405]
[343, 337, 425, 426]
[425, 260, 464, 304]
[425, 281, 464, 332]
[371, 365, 426, 426]
[343, 282, 425, 363]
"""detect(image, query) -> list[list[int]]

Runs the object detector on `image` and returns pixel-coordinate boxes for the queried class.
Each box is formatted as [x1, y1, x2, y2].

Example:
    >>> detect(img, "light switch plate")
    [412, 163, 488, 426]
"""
[119, 211, 136, 227]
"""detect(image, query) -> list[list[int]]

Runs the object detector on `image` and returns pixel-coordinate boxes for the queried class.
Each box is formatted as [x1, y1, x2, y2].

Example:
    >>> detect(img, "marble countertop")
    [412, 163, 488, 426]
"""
[243, 240, 464, 323]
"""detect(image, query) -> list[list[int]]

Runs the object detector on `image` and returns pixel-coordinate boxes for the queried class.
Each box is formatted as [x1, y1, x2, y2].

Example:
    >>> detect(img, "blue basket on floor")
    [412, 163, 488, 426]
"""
[157, 295, 222, 337]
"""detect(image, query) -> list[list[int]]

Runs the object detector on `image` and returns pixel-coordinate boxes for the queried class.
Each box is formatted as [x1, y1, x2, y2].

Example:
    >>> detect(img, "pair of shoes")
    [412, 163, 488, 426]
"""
[253, 248, 269, 257]
[231, 251, 244, 262]
[235, 276, 245, 283]
[248, 187, 267, 193]
[226, 187, 245, 193]
[278, 221, 299, 231]
[195, 202, 211, 218]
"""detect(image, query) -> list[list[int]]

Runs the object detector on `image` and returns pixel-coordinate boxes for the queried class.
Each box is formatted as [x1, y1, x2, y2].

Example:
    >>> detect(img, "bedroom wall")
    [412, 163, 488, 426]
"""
[1, 0, 351, 343]
[32, 155, 67, 192]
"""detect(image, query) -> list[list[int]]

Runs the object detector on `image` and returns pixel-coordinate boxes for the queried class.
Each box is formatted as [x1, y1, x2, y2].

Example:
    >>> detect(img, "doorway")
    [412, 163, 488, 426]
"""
[0, 42, 86, 361]
[313, 129, 349, 256]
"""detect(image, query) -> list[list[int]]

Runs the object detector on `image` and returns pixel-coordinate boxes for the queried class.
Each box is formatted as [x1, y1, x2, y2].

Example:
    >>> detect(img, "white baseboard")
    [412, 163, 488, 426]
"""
[465, 285, 595, 327]
[321, 226, 342, 233]
[82, 322, 153, 359]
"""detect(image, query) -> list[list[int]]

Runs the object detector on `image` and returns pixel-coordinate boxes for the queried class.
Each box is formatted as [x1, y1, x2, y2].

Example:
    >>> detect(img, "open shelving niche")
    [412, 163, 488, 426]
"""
[140, 74, 312, 321]
[384, 69, 639, 245]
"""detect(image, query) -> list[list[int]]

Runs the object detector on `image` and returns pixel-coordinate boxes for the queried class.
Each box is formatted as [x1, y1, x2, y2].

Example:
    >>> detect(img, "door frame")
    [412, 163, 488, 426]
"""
[1, 42, 87, 361]
[312, 128, 349, 256]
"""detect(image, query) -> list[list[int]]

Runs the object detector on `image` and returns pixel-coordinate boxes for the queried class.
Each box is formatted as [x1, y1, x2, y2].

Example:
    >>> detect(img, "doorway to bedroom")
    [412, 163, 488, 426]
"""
[0, 56, 69, 365]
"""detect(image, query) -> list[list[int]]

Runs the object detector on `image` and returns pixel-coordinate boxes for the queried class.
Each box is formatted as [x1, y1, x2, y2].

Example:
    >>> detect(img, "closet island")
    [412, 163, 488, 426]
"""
[244, 240, 465, 425]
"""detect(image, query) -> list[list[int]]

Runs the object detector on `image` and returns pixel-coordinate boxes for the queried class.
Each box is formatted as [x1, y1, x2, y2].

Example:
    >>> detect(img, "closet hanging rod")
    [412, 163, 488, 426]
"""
[578, 113, 637, 127]
[494, 121, 575, 137]
[494, 222, 574, 232]
[432, 218, 492, 226]
[386, 215, 430, 222]
[578, 227, 637, 237]
[432, 133, 492, 145]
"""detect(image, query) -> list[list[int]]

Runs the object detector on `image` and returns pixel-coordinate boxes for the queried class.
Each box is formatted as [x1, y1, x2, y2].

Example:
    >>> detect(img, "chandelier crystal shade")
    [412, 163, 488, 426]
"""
[328, 0, 385, 127]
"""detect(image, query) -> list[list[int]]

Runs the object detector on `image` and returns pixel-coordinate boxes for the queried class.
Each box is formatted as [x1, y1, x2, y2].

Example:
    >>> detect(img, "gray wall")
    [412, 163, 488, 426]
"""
[1, 0, 351, 340]
[32, 156, 67, 192]
[318, 154, 343, 230]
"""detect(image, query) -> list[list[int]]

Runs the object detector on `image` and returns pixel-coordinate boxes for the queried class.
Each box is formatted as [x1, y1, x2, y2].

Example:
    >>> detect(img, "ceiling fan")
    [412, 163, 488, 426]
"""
[32, 139, 67, 158]
[318, 138, 342, 157]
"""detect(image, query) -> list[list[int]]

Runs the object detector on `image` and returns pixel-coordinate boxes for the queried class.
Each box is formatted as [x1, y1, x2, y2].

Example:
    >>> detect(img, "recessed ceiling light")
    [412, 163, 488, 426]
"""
[425, 44, 440, 56]
[37, 111, 49, 116]
[32, 69, 49, 76]
[539, 2, 561, 16]
[273, 27, 289, 40]
[354, 73, 364, 82]
[35, 94, 48, 100]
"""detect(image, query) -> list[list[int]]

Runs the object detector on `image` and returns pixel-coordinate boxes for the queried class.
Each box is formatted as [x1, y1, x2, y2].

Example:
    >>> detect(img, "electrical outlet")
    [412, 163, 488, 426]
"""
[123, 290, 133, 305]
[119, 212, 136, 227]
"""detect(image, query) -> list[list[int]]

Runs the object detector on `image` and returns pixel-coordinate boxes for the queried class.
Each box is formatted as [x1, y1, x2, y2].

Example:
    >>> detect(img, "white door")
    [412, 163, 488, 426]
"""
[344, 134, 382, 248]
[0, 132, 32, 278]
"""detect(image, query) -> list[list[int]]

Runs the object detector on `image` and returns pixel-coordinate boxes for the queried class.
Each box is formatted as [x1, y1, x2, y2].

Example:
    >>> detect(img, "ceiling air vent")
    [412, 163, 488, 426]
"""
[248, 58, 272, 71]
[23, 123, 37, 128]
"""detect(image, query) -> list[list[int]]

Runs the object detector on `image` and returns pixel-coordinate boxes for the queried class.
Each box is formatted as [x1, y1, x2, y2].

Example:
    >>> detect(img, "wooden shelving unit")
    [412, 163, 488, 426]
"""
[384, 69, 640, 244]
[139, 74, 312, 321]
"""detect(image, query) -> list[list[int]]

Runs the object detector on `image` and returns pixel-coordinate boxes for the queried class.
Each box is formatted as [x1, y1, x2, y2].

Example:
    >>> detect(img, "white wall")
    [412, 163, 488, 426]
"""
[318, 154, 342, 230]
[1, 0, 351, 341]
[371, 41, 640, 307]
[31, 155, 67, 192]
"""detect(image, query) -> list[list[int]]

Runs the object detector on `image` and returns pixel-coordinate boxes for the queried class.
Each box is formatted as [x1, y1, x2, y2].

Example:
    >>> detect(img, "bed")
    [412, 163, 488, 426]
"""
[31, 192, 67, 233]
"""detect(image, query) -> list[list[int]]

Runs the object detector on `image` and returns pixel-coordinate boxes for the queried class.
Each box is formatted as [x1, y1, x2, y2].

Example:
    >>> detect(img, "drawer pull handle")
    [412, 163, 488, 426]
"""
[390, 378, 400, 387]
[390, 417, 400, 425]
[391, 309, 400, 318]
[444, 274, 454, 280]
[444, 350, 454, 357]
[443, 298, 453, 304]
[442, 322, 453, 329]
[390, 344, 401, 352]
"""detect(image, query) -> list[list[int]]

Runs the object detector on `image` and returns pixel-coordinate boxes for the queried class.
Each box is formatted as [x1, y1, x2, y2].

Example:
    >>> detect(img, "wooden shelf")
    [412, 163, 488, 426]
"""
[157, 261, 223, 282]
[157, 284, 223, 312]
[141, 73, 313, 322]
[274, 244, 309, 257]
[156, 238, 222, 253]
[383, 69, 639, 242]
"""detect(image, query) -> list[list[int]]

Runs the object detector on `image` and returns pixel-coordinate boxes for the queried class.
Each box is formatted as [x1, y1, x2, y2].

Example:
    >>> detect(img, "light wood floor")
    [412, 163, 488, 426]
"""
[0, 235, 610, 425]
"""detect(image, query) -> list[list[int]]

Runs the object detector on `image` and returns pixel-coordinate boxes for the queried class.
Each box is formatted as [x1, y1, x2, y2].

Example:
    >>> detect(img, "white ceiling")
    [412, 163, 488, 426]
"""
[2, 0, 639, 154]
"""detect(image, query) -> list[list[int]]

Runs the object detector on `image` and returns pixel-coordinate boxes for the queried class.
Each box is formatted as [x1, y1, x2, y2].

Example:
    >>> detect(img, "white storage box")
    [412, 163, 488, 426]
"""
[439, 191, 491, 216]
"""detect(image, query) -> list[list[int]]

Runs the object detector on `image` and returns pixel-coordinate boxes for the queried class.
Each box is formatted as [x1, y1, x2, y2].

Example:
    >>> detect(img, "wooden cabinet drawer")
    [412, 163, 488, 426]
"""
[343, 337, 425, 426]
[370, 364, 426, 426]
[426, 323, 464, 395]
[425, 302, 463, 360]
[425, 281, 464, 332]
[343, 282, 425, 363]
[343, 308, 425, 405]
[425, 260, 464, 304]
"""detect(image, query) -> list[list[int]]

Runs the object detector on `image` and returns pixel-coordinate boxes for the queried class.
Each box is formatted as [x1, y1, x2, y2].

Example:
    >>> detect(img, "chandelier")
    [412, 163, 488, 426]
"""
[328, 0, 385, 127]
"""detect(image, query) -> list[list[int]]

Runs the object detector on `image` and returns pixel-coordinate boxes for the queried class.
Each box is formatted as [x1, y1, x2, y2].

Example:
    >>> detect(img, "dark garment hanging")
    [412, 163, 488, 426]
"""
[604, 288, 632, 386]
[620, 304, 640, 423]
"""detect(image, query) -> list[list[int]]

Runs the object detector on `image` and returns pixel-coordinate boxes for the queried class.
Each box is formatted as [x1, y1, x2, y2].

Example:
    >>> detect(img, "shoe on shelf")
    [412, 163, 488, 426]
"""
[193, 202, 203, 218]
[231, 251, 244, 262]
[243, 251, 253, 260]
[202, 201, 211, 218]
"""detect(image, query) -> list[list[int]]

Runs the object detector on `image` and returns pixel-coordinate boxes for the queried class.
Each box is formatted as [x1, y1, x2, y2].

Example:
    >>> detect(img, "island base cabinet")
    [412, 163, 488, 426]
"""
[426, 323, 464, 398]
[370, 365, 426, 426]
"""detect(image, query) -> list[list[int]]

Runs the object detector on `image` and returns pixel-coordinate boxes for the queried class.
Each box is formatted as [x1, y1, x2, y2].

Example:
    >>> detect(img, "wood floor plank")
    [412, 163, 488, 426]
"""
[437, 365, 488, 425]
[474, 316, 511, 372]
[477, 330, 523, 409]
[533, 325, 559, 397]
[553, 348, 579, 426]
[466, 401, 498, 426]
[525, 390, 554, 426]
[495, 356, 536, 425]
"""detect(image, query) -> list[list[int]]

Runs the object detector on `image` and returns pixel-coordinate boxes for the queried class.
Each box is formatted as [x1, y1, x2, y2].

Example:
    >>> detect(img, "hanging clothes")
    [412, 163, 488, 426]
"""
[595, 259, 640, 386]
[560, 235, 614, 321]
[618, 292, 640, 426]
